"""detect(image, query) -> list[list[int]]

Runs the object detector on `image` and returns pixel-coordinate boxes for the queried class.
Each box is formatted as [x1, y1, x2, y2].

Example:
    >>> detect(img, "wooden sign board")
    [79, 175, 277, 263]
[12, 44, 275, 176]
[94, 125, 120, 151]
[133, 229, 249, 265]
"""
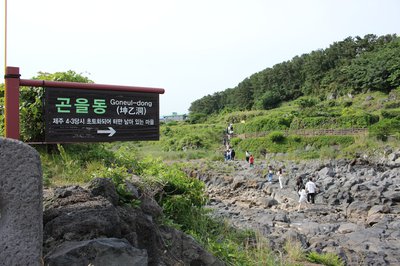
[44, 87, 159, 142]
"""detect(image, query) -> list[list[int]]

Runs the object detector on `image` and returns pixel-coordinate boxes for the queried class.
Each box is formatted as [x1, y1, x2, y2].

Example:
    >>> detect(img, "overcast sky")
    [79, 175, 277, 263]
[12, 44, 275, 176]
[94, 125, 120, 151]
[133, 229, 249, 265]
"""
[1, 0, 400, 115]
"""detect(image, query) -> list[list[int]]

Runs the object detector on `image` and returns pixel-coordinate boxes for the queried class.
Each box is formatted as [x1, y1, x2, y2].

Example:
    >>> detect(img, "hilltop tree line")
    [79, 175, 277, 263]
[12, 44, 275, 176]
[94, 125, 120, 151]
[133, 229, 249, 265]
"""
[189, 34, 400, 117]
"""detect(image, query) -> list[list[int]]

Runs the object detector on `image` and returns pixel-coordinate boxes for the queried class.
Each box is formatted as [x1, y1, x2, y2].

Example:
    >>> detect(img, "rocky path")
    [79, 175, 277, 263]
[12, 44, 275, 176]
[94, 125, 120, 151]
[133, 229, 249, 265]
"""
[187, 156, 400, 265]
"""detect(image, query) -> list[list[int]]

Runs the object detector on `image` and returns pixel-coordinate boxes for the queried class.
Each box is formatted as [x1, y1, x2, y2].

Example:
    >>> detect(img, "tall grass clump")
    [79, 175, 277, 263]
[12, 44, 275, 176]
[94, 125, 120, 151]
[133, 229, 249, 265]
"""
[307, 251, 345, 266]
[284, 239, 306, 262]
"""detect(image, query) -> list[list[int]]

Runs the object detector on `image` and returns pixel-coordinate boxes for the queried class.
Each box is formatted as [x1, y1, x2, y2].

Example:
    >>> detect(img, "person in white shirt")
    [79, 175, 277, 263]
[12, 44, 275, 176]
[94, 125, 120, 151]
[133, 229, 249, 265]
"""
[305, 177, 317, 204]
[298, 187, 309, 211]
[245, 151, 250, 163]
[277, 168, 284, 189]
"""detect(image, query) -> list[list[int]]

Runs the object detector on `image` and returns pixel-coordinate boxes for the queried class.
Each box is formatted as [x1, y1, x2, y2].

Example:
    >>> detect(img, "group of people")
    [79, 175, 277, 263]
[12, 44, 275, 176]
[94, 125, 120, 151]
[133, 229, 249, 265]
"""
[297, 176, 318, 211]
[222, 123, 318, 211]
[256, 164, 318, 211]
[224, 147, 236, 161]
[223, 147, 318, 211]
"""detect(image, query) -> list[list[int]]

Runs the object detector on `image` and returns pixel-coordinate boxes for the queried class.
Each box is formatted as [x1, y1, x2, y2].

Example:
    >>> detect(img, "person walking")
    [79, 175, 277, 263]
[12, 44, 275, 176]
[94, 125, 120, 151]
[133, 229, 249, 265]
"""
[249, 154, 254, 168]
[227, 148, 232, 161]
[277, 168, 284, 189]
[245, 151, 250, 163]
[231, 148, 236, 160]
[305, 177, 317, 204]
[296, 176, 303, 192]
[298, 186, 309, 211]
[267, 165, 274, 183]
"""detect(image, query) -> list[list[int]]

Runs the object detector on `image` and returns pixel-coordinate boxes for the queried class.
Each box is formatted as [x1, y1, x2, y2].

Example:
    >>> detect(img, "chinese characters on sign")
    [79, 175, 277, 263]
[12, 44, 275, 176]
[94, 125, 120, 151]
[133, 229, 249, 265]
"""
[45, 88, 159, 142]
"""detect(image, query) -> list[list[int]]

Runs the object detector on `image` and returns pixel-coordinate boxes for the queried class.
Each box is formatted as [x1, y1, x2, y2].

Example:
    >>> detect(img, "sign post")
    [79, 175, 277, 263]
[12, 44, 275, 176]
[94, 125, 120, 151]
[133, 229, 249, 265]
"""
[3, 66, 165, 142]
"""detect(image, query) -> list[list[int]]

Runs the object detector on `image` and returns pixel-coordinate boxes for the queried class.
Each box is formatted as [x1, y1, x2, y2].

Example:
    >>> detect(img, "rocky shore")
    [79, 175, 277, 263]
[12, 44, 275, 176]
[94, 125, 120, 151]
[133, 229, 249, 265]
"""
[42, 151, 400, 265]
[187, 154, 400, 265]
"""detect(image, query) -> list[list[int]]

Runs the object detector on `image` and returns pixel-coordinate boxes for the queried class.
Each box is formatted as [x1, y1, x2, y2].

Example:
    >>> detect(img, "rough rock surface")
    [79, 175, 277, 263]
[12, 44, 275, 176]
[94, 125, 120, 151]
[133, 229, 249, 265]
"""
[0, 138, 43, 266]
[187, 156, 400, 265]
[43, 178, 223, 266]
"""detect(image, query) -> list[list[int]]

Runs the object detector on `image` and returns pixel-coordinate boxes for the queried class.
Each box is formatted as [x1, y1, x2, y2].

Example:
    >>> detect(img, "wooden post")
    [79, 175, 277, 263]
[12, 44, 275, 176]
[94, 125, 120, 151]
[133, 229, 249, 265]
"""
[4, 66, 20, 140]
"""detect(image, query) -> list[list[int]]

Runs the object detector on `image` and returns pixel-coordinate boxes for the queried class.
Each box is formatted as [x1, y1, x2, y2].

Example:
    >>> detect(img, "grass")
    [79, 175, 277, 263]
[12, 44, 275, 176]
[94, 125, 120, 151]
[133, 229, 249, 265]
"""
[284, 239, 306, 262]
[307, 251, 345, 266]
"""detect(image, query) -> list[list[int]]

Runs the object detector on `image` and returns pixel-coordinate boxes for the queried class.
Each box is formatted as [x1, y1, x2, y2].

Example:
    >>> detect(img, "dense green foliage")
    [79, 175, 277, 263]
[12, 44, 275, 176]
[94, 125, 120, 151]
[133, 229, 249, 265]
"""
[189, 34, 400, 116]
[160, 123, 224, 152]
[0, 84, 4, 135]
[369, 118, 400, 141]
[230, 135, 355, 159]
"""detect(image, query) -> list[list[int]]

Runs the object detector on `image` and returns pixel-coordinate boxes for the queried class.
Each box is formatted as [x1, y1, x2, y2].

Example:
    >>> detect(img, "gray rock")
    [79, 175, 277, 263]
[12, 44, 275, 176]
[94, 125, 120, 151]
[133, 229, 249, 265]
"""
[388, 151, 400, 162]
[274, 213, 289, 223]
[365, 95, 374, 101]
[196, 159, 400, 264]
[0, 138, 43, 266]
[45, 238, 148, 266]
[346, 201, 371, 219]
[140, 196, 163, 218]
[259, 197, 278, 207]
[88, 178, 119, 206]
[368, 205, 390, 216]
[318, 167, 335, 177]
[383, 191, 400, 202]
[44, 183, 222, 265]
[160, 227, 224, 266]
[337, 223, 359, 234]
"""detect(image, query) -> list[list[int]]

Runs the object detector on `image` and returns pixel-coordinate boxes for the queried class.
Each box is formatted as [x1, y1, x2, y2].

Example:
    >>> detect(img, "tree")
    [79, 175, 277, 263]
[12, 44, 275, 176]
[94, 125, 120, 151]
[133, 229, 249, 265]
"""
[343, 39, 400, 92]
[19, 71, 93, 141]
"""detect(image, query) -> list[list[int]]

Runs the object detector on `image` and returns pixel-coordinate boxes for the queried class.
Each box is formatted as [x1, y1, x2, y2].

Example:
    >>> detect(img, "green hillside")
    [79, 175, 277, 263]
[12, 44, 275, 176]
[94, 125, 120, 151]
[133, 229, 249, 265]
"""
[189, 34, 400, 118]
[153, 88, 400, 162]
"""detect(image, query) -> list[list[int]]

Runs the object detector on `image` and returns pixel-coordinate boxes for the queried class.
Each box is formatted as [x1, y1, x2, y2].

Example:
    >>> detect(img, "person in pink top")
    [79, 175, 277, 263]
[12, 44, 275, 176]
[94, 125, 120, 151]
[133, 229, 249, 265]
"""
[249, 154, 254, 168]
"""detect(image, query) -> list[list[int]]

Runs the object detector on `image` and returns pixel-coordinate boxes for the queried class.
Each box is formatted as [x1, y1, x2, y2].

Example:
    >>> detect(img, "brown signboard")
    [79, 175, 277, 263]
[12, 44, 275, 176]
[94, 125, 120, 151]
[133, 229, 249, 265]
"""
[44, 87, 159, 142]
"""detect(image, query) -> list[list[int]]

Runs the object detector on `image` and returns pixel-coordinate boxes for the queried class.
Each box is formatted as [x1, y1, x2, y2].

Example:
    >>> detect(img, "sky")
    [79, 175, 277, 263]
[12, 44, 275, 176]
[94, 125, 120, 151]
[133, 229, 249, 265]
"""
[1, 0, 400, 116]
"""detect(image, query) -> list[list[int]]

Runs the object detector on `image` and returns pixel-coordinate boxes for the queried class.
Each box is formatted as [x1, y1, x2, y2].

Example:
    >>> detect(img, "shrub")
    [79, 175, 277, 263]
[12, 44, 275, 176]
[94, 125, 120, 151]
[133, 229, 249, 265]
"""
[304, 136, 355, 148]
[254, 90, 281, 110]
[138, 158, 207, 230]
[268, 131, 285, 143]
[19, 86, 45, 141]
[381, 110, 400, 119]
[343, 101, 353, 107]
[229, 137, 242, 147]
[188, 113, 208, 124]
[18, 71, 93, 142]
[236, 115, 291, 133]
[222, 110, 269, 124]
[290, 113, 379, 129]
[384, 101, 400, 109]
[369, 118, 400, 141]
[92, 165, 135, 205]
[297, 97, 318, 108]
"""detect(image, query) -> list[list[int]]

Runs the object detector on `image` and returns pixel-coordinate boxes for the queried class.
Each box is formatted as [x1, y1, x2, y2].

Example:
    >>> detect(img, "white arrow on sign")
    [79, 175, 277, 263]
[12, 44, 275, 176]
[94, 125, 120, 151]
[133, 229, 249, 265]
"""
[97, 127, 116, 137]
